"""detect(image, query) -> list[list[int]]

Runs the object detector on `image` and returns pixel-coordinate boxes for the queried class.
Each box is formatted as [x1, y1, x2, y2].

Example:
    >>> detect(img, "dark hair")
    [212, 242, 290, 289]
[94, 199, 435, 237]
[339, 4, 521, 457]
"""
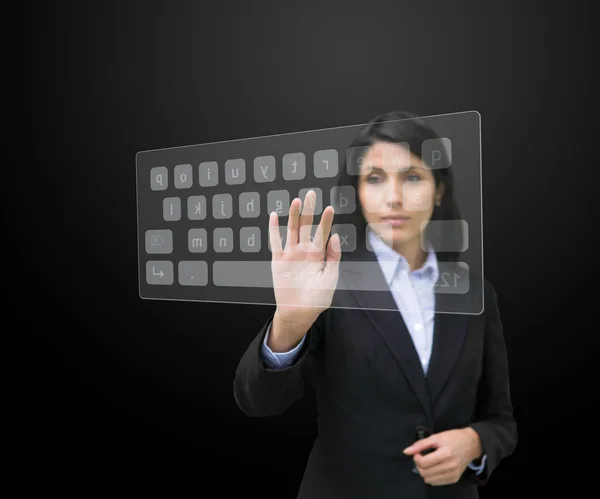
[335, 110, 463, 262]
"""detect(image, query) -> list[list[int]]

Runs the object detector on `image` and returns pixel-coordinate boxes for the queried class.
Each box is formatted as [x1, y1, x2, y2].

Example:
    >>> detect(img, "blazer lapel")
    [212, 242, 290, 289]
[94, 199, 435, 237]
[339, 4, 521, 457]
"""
[425, 271, 474, 404]
[338, 246, 434, 425]
[337, 243, 481, 419]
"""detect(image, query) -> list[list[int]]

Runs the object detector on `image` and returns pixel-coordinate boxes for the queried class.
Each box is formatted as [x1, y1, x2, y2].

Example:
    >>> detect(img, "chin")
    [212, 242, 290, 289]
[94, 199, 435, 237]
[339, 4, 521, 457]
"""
[379, 228, 410, 245]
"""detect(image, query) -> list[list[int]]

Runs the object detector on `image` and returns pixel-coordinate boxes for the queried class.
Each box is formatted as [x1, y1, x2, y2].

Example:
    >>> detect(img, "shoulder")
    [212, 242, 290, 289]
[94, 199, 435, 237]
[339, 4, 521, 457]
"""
[483, 278, 500, 307]
[481, 278, 503, 326]
[484, 278, 497, 300]
[465, 269, 497, 314]
[466, 273, 499, 318]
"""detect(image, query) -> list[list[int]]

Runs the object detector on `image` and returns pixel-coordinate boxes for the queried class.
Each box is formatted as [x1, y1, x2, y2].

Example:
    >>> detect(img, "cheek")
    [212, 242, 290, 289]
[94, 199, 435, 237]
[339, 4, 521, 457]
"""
[402, 181, 434, 212]
[358, 186, 369, 213]
[360, 185, 387, 214]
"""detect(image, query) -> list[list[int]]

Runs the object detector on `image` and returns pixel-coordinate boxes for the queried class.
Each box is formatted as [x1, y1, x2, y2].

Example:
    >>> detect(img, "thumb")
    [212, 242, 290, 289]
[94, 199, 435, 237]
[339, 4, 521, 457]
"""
[403, 435, 437, 455]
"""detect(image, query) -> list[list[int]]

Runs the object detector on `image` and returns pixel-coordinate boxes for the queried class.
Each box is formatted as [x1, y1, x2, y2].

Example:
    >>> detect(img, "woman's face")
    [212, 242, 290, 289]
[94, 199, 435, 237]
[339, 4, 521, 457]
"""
[357, 140, 444, 249]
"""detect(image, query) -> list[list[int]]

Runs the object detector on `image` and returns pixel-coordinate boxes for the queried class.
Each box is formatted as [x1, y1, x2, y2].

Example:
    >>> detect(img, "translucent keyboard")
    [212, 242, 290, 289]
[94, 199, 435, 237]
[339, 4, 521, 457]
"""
[136, 111, 484, 313]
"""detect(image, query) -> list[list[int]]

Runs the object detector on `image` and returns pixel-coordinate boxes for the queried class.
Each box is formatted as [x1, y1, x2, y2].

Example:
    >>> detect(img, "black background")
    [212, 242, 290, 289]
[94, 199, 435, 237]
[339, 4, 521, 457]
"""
[26, 0, 592, 496]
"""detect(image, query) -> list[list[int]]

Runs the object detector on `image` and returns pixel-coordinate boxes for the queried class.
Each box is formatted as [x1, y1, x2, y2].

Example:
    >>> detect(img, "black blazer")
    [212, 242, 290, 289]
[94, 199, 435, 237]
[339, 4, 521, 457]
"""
[233, 244, 517, 499]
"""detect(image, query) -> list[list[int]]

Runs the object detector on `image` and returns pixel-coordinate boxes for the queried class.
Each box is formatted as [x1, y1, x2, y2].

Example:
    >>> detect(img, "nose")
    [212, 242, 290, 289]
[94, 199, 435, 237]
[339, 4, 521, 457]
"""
[383, 177, 403, 207]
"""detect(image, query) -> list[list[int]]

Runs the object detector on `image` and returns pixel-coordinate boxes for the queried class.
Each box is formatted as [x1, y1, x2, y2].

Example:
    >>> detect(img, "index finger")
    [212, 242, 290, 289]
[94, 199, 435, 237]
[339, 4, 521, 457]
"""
[269, 211, 283, 256]
[413, 447, 446, 469]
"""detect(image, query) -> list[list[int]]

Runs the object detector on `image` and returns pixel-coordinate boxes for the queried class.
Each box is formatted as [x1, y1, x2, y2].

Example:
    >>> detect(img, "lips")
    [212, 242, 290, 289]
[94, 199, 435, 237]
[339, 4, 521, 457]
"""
[381, 215, 410, 221]
[381, 215, 410, 226]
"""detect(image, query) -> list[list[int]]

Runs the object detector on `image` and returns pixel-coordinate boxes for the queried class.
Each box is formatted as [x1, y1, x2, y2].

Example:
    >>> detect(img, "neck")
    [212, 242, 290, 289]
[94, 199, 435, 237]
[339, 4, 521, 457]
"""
[392, 237, 428, 271]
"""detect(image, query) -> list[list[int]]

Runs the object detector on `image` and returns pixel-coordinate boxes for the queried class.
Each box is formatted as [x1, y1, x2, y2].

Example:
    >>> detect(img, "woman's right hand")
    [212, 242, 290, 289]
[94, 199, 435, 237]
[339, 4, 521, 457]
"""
[269, 189, 342, 338]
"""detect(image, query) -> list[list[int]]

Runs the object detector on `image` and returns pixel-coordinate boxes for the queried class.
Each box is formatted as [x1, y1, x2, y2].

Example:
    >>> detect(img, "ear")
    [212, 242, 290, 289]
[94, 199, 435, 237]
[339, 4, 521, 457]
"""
[435, 183, 445, 205]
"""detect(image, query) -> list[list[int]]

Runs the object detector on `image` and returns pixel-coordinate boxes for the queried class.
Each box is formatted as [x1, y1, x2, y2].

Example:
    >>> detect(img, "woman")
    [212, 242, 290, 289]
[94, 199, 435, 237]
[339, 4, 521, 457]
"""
[233, 111, 517, 499]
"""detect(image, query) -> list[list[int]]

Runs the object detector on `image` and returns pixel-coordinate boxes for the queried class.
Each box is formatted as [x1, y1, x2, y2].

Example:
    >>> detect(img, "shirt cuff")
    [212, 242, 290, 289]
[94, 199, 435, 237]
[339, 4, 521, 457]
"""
[467, 454, 487, 475]
[260, 322, 307, 369]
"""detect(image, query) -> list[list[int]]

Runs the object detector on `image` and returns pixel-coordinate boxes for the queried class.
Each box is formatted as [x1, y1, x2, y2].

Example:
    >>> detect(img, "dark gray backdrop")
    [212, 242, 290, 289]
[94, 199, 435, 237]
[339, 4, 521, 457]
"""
[24, 1, 592, 497]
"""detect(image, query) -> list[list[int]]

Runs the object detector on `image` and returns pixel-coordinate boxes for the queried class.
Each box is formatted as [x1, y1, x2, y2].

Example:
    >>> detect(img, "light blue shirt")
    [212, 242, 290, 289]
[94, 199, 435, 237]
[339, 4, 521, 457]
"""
[261, 230, 487, 475]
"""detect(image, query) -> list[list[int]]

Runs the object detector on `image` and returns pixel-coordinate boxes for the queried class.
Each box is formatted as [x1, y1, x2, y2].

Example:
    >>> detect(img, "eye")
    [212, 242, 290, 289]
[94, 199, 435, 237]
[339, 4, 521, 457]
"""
[366, 174, 382, 184]
[406, 174, 421, 182]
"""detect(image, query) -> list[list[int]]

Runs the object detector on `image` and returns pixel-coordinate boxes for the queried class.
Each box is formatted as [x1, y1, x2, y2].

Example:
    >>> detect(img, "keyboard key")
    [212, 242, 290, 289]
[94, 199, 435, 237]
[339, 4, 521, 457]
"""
[267, 190, 290, 216]
[314, 149, 338, 178]
[267, 225, 322, 252]
[380, 142, 411, 170]
[240, 227, 261, 253]
[239, 192, 260, 218]
[298, 187, 322, 215]
[174, 164, 193, 188]
[282, 152, 306, 180]
[188, 228, 207, 253]
[199, 161, 218, 186]
[150, 166, 168, 190]
[213, 261, 337, 290]
[402, 180, 433, 211]
[225, 158, 246, 185]
[421, 138, 452, 169]
[434, 262, 469, 294]
[345, 146, 372, 175]
[298, 224, 324, 251]
[212, 193, 233, 219]
[178, 261, 208, 286]
[254, 156, 276, 183]
[330, 186, 356, 214]
[187, 195, 206, 220]
[213, 261, 273, 287]
[331, 224, 357, 252]
[146, 260, 174, 284]
[213, 227, 234, 252]
[163, 197, 181, 221]
[267, 226, 287, 252]
[145, 229, 173, 254]
[363, 190, 388, 213]
[422, 220, 468, 252]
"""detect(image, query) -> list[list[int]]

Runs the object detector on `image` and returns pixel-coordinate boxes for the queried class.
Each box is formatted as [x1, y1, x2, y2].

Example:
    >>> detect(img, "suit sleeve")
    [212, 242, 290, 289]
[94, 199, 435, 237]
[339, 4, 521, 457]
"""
[466, 280, 518, 484]
[233, 312, 325, 417]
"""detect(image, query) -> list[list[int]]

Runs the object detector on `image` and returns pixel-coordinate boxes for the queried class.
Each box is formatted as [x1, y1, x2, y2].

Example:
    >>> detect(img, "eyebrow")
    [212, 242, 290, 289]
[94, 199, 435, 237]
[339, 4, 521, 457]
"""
[363, 165, 422, 174]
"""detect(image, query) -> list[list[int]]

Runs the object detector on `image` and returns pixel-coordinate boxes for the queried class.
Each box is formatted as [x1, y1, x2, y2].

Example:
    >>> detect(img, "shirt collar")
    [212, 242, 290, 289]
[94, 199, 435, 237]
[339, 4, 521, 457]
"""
[367, 230, 439, 286]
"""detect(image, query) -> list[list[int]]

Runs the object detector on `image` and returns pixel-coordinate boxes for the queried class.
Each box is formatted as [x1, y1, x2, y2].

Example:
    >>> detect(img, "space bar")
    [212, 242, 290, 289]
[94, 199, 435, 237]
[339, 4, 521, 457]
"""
[212, 261, 389, 290]
[213, 261, 274, 287]
[212, 261, 341, 289]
